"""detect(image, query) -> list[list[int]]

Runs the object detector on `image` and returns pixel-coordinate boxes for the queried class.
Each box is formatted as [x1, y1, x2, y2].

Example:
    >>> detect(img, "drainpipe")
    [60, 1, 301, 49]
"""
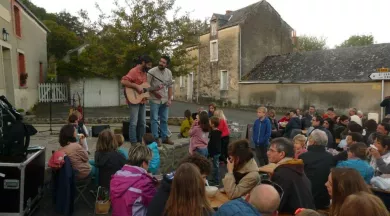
[239, 26, 242, 81]
[196, 36, 200, 104]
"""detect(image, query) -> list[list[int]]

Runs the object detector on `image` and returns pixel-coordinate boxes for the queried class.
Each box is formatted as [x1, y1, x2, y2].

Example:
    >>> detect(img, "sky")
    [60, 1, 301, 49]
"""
[31, 0, 390, 48]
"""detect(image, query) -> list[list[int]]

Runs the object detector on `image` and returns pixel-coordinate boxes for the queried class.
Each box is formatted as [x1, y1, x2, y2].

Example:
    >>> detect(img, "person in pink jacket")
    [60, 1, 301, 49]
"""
[110, 144, 157, 216]
[189, 111, 210, 157]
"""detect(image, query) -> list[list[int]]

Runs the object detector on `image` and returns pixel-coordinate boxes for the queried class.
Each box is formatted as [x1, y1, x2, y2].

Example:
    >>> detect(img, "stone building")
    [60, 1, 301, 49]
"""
[0, 0, 49, 110]
[173, 0, 294, 105]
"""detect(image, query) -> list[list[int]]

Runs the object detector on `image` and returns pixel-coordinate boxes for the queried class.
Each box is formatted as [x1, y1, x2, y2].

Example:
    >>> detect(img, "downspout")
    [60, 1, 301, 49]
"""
[196, 36, 200, 104]
[238, 26, 242, 106]
[239, 26, 242, 81]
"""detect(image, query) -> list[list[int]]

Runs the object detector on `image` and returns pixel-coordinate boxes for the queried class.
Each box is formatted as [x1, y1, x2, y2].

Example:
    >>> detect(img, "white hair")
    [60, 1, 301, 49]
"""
[357, 110, 363, 115]
[309, 130, 328, 146]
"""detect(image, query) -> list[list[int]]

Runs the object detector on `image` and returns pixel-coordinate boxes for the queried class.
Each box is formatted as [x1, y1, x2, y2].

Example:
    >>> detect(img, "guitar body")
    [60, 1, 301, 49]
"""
[125, 82, 151, 104]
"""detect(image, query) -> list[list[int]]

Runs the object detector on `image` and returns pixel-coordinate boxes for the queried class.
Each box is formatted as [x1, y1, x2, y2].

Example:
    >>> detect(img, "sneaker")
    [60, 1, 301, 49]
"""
[163, 138, 174, 145]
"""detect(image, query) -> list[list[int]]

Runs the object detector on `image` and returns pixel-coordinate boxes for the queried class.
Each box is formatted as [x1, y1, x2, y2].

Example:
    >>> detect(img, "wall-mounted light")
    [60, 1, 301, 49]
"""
[2, 28, 9, 41]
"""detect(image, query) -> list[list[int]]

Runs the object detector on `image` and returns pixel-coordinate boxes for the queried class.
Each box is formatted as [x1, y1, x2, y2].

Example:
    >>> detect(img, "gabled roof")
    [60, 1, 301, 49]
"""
[211, 0, 264, 30]
[15, 0, 50, 32]
[244, 43, 390, 83]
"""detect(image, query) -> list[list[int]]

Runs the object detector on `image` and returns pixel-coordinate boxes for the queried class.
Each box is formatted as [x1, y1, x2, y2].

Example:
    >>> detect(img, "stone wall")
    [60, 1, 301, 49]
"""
[159, 139, 190, 174]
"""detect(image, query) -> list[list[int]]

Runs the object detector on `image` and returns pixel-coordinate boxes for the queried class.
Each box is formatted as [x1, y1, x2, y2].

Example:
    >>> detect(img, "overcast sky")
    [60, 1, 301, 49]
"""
[31, 0, 390, 48]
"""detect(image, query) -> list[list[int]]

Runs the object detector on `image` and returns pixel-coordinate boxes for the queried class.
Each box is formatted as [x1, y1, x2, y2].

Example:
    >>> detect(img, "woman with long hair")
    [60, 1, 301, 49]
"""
[222, 139, 260, 199]
[189, 111, 210, 157]
[325, 168, 371, 216]
[339, 191, 389, 216]
[164, 163, 213, 216]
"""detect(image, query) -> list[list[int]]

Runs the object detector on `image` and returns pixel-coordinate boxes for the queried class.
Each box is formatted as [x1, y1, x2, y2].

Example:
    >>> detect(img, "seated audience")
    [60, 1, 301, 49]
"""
[222, 139, 260, 199]
[333, 115, 349, 140]
[142, 133, 160, 174]
[189, 111, 210, 157]
[336, 143, 374, 184]
[95, 129, 127, 188]
[115, 134, 128, 160]
[164, 163, 213, 216]
[325, 168, 372, 216]
[333, 132, 363, 165]
[293, 134, 307, 159]
[215, 184, 280, 216]
[59, 124, 93, 179]
[368, 134, 390, 175]
[180, 109, 193, 138]
[68, 114, 88, 152]
[147, 154, 212, 216]
[268, 137, 315, 214]
[268, 109, 281, 138]
[349, 107, 362, 126]
[278, 112, 290, 129]
[284, 110, 301, 139]
[306, 115, 334, 149]
[364, 119, 378, 145]
[299, 130, 333, 209]
[208, 116, 222, 185]
[324, 118, 336, 148]
[110, 144, 157, 216]
[338, 191, 390, 216]
[367, 122, 390, 145]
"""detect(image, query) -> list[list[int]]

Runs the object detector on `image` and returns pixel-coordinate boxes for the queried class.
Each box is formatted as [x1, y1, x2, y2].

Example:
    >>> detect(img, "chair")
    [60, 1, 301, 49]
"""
[261, 179, 284, 200]
[74, 171, 94, 209]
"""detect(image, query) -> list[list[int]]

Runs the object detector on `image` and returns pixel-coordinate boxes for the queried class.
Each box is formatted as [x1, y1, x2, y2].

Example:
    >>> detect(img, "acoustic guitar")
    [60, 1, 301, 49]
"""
[125, 80, 174, 104]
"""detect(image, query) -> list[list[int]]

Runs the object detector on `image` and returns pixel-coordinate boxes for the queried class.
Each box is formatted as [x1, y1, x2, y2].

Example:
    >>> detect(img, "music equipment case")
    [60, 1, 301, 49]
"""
[0, 148, 46, 216]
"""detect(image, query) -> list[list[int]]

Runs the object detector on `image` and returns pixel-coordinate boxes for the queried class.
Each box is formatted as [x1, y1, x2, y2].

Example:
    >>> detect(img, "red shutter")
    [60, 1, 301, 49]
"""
[14, 6, 21, 37]
[18, 53, 26, 86]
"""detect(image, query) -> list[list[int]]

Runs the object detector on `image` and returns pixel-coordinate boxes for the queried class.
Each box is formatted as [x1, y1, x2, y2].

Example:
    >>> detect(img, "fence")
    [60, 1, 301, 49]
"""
[38, 83, 68, 103]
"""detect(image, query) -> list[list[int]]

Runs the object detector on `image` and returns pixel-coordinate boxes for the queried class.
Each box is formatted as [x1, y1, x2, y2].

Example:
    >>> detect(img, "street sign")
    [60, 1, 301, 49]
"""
[369, 72, 390, 80]
[377, 68, 389, 72]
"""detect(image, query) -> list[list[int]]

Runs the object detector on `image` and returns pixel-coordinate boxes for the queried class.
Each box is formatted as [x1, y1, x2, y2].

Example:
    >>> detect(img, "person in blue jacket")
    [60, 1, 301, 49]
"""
[252, 107, 272, 166]
[143, 133, 160, 174]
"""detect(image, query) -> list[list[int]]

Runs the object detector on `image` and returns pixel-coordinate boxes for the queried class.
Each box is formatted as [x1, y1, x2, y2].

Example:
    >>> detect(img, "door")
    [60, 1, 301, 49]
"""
[187, 72, 193, 101]
[84, 78, 119, 107]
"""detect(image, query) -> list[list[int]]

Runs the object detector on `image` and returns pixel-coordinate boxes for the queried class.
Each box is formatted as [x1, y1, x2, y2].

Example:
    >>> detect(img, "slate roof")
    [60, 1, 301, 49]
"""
[211, 0, 264, 30]
[244, 43, 390, 83]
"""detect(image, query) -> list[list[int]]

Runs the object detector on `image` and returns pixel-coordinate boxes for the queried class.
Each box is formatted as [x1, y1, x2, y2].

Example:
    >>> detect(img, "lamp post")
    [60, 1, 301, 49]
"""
[2, 28, 9, 41]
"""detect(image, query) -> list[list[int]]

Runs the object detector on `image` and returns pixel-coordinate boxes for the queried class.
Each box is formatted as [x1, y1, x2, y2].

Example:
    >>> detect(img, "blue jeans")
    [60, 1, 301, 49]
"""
[212, 154, 220, 184]
[149, 101, 169, 140]
[129, 103, 146, 143]
[195, 148, 208, 158]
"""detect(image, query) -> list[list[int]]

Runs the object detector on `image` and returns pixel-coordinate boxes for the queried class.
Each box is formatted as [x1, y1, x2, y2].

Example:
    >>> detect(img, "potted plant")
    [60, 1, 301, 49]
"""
[20, 73, 28, 86]
[95, 187, 110, 214]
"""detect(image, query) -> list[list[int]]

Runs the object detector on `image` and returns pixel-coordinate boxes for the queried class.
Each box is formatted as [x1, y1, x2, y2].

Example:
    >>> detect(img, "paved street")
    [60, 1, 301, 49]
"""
[35, 101, 256, 125]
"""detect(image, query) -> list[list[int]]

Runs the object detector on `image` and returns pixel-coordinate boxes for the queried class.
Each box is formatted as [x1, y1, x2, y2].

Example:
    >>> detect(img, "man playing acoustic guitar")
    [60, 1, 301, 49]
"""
[121, 55, 153, 145]
[148, 56, 175, 145]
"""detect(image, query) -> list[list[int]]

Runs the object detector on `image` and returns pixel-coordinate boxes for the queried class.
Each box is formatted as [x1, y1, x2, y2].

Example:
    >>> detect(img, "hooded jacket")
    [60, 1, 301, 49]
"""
[95, 151, 127, 188]
[222, 159, 261, 199]
[271, 158, 315, 214]
[252, 117, 272, 147]
[110, 165, 157, 216]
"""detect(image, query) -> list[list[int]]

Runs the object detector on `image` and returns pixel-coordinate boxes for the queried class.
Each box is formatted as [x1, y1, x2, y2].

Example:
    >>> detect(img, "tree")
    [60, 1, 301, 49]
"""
[77, 0, 205, 79]
[337, 35, 374, 48]
[296, 35, 327, 52]
[43, 20, 79, 59]
[56, 11, 86, 39]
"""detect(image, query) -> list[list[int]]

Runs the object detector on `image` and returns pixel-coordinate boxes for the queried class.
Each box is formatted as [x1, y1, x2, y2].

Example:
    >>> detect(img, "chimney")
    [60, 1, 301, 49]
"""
[226, 10, 233, 15]
[291, 30, 298, 51]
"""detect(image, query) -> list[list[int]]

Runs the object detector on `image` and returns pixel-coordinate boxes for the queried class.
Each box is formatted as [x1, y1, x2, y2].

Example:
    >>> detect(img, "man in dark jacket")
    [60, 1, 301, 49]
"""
[267, 137, 315, 214]
[284, 110, 302, 139]
[146, 154, 212, 216]
[299, 130, 333, 209]
[307, 115, 334, 149]
[333, 115, 349, 140]
[381, 96, 390, 116]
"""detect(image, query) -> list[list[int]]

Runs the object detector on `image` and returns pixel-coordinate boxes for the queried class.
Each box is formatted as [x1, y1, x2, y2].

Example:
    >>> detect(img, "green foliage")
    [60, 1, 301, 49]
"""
[78, 0, 205, 78]
[337, 35, 374, 48]
[297, 35, 327, 52]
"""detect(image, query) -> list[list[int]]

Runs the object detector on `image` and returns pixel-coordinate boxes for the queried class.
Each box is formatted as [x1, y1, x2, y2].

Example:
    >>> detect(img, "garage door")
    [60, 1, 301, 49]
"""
[84, 78, 119, 107]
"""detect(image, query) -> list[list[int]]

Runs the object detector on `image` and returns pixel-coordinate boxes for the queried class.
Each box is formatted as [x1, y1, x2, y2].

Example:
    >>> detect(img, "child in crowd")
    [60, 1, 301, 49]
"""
[179, 109, 193, 138]
[252, 107, 272, 166]
[189, 111, 210, 157]
[208, 102, 217, 117]
[208, 116, 222, 185]
[142, 133, 160, 175]
[115, 134, 128, 160]
[293, 134, 308, 159]
[68, 114, 88, 152]
[214, 110, 230, 163]
[95, 129, 127, 188]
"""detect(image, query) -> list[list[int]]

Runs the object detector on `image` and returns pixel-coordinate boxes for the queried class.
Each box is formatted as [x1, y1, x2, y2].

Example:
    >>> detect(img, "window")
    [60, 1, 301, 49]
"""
[39, 62, 43, 83]
[210, 40, 218, 62]
[211, 22, 217, 36]
[14, 6, 21, 37]
[179, 76, 185, 88]
[18, 53, 26, 87]
[220, 70, 228, 90]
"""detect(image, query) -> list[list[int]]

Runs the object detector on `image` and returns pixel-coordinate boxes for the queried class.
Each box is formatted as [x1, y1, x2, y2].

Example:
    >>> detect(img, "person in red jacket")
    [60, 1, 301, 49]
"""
[214, 110, 230, 163]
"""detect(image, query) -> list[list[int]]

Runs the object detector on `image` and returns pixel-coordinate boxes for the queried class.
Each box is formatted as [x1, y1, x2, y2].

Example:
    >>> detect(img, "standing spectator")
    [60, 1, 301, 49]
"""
[284, 110, 302, 139]
[189, 112, 210, 157]
[299, 130, 333, 210]
[179, 109, 193, 138]
[381, 96, 390, 116]
[267, 138, 315, 214]
[325, 168, 372, 216]
[164, 163, 214, 216]
[336, 143, 374, 184]
[252, 107, 272, 166]
[208, 102, 217, 117]
[339, 191, 390, 216]
[303, 105, 316, 129]
[110, 144, 157, 216]
[214, 110, 230, 163]
[222, 140, 260, 199]
[208, 116, 222, 185]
